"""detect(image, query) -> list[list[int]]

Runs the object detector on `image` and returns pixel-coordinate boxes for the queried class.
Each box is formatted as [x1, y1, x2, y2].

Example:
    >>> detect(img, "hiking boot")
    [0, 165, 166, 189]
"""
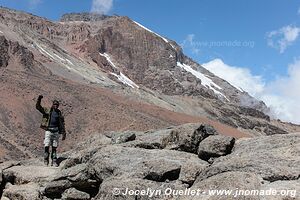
[44, 151, 49, 166]
[51, 159, 58, 167]
[44, 159, 49, 166]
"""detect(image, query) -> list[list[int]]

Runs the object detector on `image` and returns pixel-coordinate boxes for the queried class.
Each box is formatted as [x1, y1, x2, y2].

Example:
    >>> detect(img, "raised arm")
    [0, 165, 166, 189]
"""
[36, 95, 46, 114]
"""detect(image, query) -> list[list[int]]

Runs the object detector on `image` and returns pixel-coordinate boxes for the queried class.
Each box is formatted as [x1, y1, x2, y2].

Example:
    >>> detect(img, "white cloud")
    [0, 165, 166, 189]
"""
[267, 25, 300, 53]
[28, 0, 42, 8]
[203, 58, 300, 124]
[262, 58, 300, 123]
[91, 0, 113, 14]
[202, 59, 265, 96]
[181, 34, 201, 55]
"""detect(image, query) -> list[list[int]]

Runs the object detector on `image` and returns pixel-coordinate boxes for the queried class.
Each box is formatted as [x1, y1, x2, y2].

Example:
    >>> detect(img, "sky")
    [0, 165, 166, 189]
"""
[0, 0, 300, 124]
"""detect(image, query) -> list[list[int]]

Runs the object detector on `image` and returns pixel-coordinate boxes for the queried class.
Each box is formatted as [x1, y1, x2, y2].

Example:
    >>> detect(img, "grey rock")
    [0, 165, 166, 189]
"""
[0, 161, 21, 171]
[195, 133, 300, 183]
[2, 183, 41, 200]
[111, 131, 136, 144]
[261, 179, 300, 200]
[2, 165, 58, 184]
[162, 123, 218, 153]
[54, 163, 99, 189]
[263, 124, 289, 135]
[59, 134, 111, 169]
[0, 124, 298, 200]
[239, 106, 270, 121]
[43, 180, 72, 198]
[120, 128, 173, 149]
[186, 171, 263, 200]
[95, 177, 186, 200]
[61, 188, 90, 200]
[54, 164, 89, 182]
[197, 135, 235, 161]
[89, 145, 209, 185]
[42, 164, 100, 198]
[59, 157, 82, 170]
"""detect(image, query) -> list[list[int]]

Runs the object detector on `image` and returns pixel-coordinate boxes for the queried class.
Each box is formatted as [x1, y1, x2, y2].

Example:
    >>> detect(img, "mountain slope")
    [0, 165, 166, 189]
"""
[0, 7, 299, 161]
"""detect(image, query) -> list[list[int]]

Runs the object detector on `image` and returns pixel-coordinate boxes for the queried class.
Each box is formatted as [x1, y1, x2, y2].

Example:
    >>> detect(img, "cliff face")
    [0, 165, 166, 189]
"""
[0, 7, 300, 162]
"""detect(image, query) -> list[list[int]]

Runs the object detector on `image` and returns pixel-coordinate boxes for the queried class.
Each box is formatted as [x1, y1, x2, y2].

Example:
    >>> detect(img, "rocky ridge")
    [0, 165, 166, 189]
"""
[60, 13, 110, 22]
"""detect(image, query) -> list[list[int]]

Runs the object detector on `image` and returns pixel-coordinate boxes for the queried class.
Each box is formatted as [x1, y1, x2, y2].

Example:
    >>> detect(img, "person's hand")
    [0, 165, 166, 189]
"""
[38, 95, 43, 100]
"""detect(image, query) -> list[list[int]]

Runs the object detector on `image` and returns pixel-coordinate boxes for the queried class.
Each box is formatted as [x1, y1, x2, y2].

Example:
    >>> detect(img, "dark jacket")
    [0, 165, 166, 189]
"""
[36, 98, 66, 136]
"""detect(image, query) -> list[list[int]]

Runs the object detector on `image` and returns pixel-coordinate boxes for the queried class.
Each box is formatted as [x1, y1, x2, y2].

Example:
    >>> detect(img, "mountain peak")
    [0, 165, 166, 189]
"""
[60, 12, 111, 22]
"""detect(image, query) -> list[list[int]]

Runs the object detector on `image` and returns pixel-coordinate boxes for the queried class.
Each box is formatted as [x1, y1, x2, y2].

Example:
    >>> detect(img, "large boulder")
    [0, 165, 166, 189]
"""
[43, 163, 100, 198]
[2, 183, 40, 200]
[111, 131, 137, 144]
[59, 134, 111, 169]
[42, 180, 72, 199]
[197, 135, 235, 161]
[2, 165, 58, 185]
[260, 179, 300, 200]
[120, 124, 218, 152]
[161, 123, 218, 153]
[89, 145, 209, 185]
[195, 133, 300, 183]
[121, 128, 172, 149]
[186, 172, 263, 200]
[95, 177, 186, 200]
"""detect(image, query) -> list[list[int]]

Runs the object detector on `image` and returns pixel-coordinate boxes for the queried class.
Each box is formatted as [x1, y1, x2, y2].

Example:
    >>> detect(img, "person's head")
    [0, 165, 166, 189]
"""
[52, 100, 59, 110]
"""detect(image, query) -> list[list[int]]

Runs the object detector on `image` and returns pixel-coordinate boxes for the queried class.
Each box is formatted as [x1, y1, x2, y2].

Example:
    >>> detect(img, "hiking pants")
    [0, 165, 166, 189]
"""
[44, 130, 60, 147]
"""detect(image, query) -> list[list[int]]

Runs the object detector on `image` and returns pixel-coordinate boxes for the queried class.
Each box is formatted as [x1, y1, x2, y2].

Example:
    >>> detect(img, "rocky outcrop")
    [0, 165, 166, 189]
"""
[0, 36, 9, 68]
[2, 183, 41, 200]
[0, 35, 49, 74]
[0, 125, 299, 200]
[161, 124, 217, 153]
[186, 171, 264, 200]
[110, 132, 136, 144]
[197, 135, 235, 161]
[195, 132, 300, 183]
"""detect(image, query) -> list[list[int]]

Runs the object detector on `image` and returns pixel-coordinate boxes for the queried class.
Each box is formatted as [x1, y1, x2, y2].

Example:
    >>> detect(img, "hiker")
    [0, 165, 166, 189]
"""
[36, 95, 66, 166]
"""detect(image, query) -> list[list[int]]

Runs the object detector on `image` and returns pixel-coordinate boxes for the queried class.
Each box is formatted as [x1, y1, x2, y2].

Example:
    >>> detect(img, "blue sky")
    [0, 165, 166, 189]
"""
[1, 0, 300, 123]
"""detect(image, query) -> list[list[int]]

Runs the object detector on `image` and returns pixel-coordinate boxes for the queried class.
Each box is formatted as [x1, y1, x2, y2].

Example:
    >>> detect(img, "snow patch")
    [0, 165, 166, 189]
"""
[133, 21, 176, 49]
[134, 21, 169, 43]
[66, 59, 74, 66]
[53, 53, 66, 62]
[0, 30, 3, 34]
[99, 53, 117, 68]
[177, 62, 229, 100]
[100, 52, 139, 88]
[35, 43, 74, 70]
[34, 43, 115, 86]
[111, 72, 139, 89]
[35, 43, 56, 60]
